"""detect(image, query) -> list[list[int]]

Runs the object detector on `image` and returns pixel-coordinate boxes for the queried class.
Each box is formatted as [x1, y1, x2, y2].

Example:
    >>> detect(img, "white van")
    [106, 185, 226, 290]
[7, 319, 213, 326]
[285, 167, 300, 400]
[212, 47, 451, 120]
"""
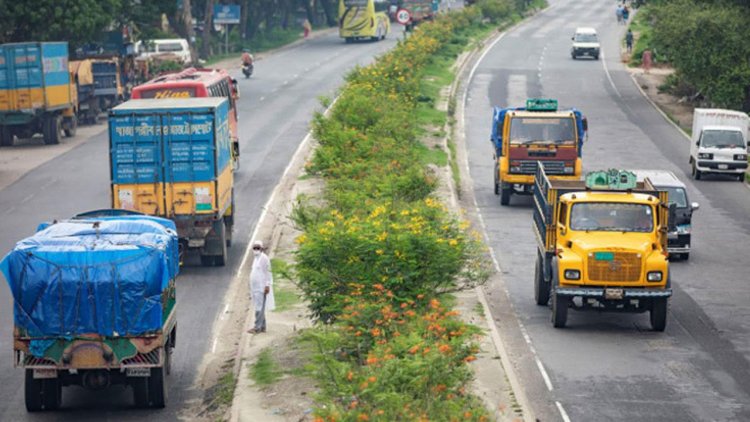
[136, 39, 192, 65]
[689, 108, 749, 181]
[571, 27, 600, 60]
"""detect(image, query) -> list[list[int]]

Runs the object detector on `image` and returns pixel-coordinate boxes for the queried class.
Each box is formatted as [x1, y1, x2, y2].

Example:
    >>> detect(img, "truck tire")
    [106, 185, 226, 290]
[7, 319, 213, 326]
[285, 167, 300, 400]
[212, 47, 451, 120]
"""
[500, 185, 512, 206]
[650, 298, 668, 332]
[214, 221, 228, 266]
[0, 125, 14, 147]
[691, 162, 702, 180]
[63, 114, 77, 137]
[132, 378, 149, 408]
[42, 115, 61, 145]
[738, 173, 746, 182]
[493, 163, 500, 195]
[551, 292, 569, 328]
[148, 360, 167, 408]
[24, 370, 43, 412]
[42, 378, 61, 410]
[681, 253, 689, 261]
[534, 254, 550, 306]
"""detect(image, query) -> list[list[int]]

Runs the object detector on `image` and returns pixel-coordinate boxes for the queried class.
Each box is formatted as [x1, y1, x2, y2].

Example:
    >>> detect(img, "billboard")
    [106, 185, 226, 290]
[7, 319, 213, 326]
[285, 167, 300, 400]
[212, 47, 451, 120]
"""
[214, 4, 241, 24]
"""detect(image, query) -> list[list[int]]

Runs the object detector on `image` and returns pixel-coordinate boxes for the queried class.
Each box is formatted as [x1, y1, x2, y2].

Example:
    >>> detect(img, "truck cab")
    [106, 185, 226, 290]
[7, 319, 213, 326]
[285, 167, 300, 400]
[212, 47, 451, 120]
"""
[633, 170, 699, 260]
[689, 108, 749, 181]
[533, 168, 674, 331]
[491, 98, 587, 205]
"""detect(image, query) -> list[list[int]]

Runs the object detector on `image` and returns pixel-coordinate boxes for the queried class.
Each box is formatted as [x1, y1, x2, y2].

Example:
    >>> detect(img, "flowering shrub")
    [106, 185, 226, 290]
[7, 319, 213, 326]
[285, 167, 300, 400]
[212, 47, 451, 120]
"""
[292, 2, 536, 420]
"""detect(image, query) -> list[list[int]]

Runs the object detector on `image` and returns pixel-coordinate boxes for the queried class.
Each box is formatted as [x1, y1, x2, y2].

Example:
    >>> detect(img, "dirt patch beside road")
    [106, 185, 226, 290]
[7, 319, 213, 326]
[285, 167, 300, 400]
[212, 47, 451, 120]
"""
[628, 66, 694, 134]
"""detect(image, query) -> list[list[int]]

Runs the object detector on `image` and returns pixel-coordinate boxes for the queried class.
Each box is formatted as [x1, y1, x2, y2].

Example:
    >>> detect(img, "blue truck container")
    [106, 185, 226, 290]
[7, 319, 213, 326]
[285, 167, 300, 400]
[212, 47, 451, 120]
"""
[1, 212, 179, 410]
[108, 97, 234, 266]
[0, 42, 78, 146]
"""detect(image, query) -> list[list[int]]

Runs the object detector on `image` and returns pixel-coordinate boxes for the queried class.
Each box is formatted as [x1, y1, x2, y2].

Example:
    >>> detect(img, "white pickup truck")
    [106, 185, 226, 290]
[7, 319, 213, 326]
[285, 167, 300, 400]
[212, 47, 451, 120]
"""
[689, 108, 749, 181]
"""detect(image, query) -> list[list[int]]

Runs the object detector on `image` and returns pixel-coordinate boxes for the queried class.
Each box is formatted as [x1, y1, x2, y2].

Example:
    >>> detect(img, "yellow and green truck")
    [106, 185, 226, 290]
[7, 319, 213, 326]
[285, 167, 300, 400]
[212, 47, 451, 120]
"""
[0, 42, 78, 146]
[532, 167, 675, 331]
[108, 97, 235, 266]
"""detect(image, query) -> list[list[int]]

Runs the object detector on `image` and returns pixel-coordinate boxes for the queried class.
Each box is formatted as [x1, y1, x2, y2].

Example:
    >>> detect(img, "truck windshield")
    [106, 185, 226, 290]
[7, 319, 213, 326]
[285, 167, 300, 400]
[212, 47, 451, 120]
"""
[663, 187, 687, 208]
[570, 202, 654, 233]
[509, 117, 576, 146]
[700, 129, 745, 148]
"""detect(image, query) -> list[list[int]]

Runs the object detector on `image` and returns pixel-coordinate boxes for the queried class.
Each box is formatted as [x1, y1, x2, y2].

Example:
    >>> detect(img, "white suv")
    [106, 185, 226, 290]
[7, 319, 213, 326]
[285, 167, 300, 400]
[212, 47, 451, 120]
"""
[571, 27, 600, 60]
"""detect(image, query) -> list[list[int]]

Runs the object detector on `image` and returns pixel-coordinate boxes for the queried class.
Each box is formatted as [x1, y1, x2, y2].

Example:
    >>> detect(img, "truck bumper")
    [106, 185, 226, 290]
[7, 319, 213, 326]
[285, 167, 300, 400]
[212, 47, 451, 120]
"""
[556, 287, 672, 299]
[696, 160, 748, 173]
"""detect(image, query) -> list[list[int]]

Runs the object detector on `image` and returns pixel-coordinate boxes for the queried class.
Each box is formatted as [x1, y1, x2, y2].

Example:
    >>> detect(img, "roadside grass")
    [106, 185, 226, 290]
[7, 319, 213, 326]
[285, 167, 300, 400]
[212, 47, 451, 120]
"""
[271, 258, 302, 312]
[628, 6, 653, 66]
[473, 302, 485, 318]
[272, 287, 301, 312]
[249, 348, 284, 386]
[416, 143, 449, 167]
[214, 371, 236, 407]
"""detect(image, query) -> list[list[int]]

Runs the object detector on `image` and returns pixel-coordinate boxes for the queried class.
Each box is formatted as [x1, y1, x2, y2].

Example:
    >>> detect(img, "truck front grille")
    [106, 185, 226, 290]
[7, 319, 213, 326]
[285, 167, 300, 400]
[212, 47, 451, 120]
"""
[511, 160, 567, 175]
[587, 252, 641, 282]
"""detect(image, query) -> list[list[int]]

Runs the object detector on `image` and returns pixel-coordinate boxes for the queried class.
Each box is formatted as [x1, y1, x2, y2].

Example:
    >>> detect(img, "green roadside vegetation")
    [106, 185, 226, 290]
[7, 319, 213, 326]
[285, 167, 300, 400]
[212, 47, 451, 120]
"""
[250, 349, 284, 386]
[629, 0, 750, 111]
[286, 1, 544, 420]
[203, 27, 305, 65]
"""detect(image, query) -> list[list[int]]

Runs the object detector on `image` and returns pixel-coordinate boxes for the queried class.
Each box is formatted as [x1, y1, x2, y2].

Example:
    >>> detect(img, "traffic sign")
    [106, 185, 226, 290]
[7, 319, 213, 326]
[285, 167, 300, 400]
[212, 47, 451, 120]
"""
[396, 9, 411, 25]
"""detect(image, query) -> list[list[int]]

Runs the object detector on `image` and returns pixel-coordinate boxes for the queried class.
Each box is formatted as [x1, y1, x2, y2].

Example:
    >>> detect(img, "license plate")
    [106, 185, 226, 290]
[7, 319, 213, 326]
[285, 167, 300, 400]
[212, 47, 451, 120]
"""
[33, 369, 57, 379]
[126, 367, 151, 377]
[604, 288, 624, 300]
[594, 252, 614, 261]
[718, 164, 729, 170]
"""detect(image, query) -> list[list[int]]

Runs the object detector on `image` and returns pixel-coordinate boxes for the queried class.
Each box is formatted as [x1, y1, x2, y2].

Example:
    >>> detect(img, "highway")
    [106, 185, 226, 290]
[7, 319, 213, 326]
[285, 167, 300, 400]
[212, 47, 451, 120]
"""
[463, 0, 750, 420]
[0, 30, 401, 420]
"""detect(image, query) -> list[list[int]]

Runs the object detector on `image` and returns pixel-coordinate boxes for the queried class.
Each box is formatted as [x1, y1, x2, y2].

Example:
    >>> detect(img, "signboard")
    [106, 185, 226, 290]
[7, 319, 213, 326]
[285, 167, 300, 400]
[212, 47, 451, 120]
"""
[213, 4, 241, 24]
[396, 9, 411, 25]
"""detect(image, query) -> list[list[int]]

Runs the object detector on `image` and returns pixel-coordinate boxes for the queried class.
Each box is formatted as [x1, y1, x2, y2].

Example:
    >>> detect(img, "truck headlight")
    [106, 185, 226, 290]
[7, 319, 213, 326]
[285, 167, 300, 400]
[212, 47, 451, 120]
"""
[647, 271, 663, 282]
[564, 269, 580, 280]
[510, 166, 522, 173]
[698, 152, 713, 159]
[563, 166, 574, 174]
[734, 154, 748, 161]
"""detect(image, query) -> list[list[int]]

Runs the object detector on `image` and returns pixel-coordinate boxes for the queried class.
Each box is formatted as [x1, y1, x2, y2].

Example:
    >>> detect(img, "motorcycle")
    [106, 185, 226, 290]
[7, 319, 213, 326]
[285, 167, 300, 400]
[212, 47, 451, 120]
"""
[242, 62, 253, 78]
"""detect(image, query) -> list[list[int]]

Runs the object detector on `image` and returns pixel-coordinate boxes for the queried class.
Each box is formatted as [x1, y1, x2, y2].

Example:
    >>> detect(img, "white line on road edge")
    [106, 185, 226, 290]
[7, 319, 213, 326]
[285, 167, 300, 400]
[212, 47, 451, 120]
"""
[556, 401, 572, 422]
[536, 358, 553, 391]
[601, 50, 622, 98]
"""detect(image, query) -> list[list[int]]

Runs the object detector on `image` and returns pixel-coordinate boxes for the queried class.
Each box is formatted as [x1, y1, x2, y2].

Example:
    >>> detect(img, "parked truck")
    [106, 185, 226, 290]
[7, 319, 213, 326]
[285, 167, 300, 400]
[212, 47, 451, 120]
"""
[109, 97, 235, 266]
[492, 98, 588, 205]
[1, 211, 179, 411]
[0, 42, 78, 146]
[689, 108, 748, 181]
[532, 167, 675, 331]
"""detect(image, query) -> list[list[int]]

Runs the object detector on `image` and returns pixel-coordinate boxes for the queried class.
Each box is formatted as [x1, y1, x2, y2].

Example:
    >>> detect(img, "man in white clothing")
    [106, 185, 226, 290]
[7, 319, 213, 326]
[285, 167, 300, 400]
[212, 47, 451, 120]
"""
[247, 240, 274, 334]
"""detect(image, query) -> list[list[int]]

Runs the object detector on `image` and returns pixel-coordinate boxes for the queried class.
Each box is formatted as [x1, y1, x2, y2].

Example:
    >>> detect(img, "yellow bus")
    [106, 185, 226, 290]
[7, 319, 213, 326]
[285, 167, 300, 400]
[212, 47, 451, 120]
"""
[338, 0, 391, 43]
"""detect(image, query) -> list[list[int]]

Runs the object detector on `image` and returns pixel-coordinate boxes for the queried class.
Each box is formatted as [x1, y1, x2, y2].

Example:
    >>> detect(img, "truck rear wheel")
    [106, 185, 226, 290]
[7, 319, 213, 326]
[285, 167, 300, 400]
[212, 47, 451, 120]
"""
[63, 114, 77, 137]
[650, 298, 668, 332]
[551, 292, 569, 328]
[24, 370, 60, 411]
[132, 378, 149, 408]
[42, 114, 61, 145]
[148, 359, 167, 408]
[0, 125, 14, 147]
[500, 186, 512, 206]
[534, 254, 550, 306]
[214, 221, 227, 266]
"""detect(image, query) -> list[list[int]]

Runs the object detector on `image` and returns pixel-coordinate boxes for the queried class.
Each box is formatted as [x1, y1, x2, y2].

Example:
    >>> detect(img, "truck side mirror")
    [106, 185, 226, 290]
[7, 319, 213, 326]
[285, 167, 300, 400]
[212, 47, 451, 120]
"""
[667, 203, 677, 232]
[691, 202, 700, 211]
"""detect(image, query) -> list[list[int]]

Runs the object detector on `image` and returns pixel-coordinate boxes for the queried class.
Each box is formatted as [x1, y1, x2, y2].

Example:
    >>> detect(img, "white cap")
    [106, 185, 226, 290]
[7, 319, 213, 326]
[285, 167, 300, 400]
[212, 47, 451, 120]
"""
[252, 240, 264, 249]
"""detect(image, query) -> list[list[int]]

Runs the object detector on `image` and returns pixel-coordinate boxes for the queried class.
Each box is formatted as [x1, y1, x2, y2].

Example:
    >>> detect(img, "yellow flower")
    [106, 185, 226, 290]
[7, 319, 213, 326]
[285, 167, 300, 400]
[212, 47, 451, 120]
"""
[376, 249, 384, 255]
[376, 231, 388, 242]
[295, 234, 307, 244]
[449, 239, 458, 247]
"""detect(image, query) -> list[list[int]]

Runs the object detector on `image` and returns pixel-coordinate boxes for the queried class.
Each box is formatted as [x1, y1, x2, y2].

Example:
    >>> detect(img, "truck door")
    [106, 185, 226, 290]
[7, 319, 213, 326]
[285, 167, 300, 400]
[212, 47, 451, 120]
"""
[162, 111, 216, 217]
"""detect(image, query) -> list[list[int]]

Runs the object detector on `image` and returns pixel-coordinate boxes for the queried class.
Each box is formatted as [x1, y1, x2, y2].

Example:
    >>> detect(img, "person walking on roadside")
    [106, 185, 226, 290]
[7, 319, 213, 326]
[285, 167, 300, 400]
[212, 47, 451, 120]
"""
[616, 5, 623, 25]
[302, 19, 312, 39]
[625, 29, 634, 53]
[622, 5, 630, 24]
[247, 240, 275, 334]
[642, 48, 652, 74]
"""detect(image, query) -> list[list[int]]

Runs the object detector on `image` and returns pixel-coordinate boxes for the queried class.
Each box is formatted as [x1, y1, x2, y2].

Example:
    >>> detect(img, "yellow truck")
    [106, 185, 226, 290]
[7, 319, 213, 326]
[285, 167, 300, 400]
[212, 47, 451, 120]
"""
[532, 167, 675, 331]
[491, 99, 587, 205]
[109, 97, 234, 266]
[0, 42, 78, 146]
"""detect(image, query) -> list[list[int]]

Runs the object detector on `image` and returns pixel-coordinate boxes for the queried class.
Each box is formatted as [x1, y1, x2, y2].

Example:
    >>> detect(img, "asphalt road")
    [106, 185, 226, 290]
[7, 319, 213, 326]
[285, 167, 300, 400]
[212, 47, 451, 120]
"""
[463, 0, 750, 420]
[0, 29, 401, 420]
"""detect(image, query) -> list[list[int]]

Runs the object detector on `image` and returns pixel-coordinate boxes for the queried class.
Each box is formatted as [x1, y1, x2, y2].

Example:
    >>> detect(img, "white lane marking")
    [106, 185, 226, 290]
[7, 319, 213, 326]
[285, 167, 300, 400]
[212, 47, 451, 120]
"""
[219, 303, 230, 321]
[260, 96, 265, 101]
[293, 74, 299, 78]
[536, 358, 554, 391]
[4, 206, 16, 215]
[600, 50, 622, 98]
[20, 193, 34, 204]
[507, 74, 528, 109]
[211, 337, 218, 354]
[556, 401, 572, 422]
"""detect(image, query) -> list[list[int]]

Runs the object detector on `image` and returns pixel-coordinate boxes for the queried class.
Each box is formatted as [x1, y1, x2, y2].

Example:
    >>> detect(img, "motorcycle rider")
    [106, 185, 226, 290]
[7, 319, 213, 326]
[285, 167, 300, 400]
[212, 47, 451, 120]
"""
[241, 49, 254, 77]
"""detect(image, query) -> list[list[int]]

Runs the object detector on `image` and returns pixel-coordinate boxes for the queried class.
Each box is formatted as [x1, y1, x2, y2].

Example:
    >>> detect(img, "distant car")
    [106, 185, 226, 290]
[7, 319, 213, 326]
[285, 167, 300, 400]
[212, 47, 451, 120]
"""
[571, 27, 600, 60]
[135, 38, 192, 65]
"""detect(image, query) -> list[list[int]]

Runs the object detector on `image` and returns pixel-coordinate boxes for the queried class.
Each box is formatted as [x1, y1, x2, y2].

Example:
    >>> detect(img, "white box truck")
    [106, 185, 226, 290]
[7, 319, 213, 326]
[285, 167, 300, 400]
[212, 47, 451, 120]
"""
[689, 108, 749, 181]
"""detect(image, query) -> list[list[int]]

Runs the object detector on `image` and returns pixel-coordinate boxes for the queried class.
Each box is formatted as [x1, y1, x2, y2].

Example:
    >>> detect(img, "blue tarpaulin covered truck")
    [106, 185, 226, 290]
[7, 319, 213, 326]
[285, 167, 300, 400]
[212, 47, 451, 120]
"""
[109, 97, 235, 266]
[1, 211, 179, 411]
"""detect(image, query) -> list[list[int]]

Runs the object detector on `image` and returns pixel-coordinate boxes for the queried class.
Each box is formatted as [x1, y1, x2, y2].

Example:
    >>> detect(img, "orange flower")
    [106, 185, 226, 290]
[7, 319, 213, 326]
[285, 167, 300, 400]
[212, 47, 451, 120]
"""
[357, 414, 370, 421]
[349, 400, 359, 409]
[373, 283, 384, 291]
[400, 303, 408, 309]
[366, 356, 379, 365]
[422, 347, 431, 355]
[376, 409, 385, 415]
[464, 355, 477, 363]
[430, 299, 440, 309]
[417, 294, 425, 299]
[355, 331, 362, 337]
[434, 384, 447, 392]
[314, 417, 325, 422]
[368, 376, 377, 383]
[359, 381, 369, 389]
[464, 412, 472, 418]
[347, 371, 354, 381]
[371, 328, 381, 337]
[408, 345, 420, 354]
[438, 344, 451, 354]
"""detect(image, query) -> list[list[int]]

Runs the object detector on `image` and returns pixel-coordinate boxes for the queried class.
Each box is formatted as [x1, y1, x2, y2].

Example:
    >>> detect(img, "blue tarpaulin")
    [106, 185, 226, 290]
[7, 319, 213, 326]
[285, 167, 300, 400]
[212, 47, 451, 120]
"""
[1, 216, 179, 338]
